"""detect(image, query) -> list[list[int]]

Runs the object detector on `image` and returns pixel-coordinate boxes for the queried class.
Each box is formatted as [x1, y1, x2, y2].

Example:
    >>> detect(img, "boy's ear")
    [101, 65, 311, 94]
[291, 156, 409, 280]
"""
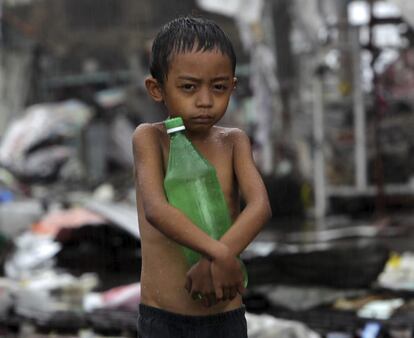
[232, 77, 238, 90]
[145, 76, 163, 102]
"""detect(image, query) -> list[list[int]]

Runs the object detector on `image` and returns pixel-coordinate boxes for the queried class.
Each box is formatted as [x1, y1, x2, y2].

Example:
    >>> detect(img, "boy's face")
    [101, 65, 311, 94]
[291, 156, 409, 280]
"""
[147, 48, 236, 134]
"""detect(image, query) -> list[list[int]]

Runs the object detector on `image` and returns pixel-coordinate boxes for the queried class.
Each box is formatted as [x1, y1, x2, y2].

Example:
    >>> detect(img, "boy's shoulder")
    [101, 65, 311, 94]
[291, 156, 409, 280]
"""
[133, 121, 165, 134]
[213, 125, 250, 143]
[132, 122, 166, 142]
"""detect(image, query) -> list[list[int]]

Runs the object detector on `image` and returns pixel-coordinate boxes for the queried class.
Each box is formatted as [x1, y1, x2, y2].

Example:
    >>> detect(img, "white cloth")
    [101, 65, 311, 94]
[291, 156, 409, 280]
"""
[247, 312, 321, 338]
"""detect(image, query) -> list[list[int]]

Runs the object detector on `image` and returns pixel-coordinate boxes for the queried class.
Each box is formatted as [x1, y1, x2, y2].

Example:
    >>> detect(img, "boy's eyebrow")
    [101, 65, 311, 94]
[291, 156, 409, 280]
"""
[177, 75, 232, 82]
[211, 76, 232, 82]
[177, 76, 201, 82]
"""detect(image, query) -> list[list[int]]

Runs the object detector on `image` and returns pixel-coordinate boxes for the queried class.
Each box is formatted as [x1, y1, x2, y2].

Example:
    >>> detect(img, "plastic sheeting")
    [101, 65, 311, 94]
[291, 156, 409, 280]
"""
[378, 252, 414, 291]
[196, 0, 264, 24]
[0, 199, 43, 238]
[83, 199, 140, 239]
[389, 0, 414, 29]
[0, 100, 92, 180]
[290, 0, 331, 52]
[32, 208, 106, 237]
[4, 232, 61, 279]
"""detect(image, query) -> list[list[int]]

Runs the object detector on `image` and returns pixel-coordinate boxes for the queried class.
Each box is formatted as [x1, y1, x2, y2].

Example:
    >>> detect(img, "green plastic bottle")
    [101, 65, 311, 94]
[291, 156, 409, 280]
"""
[163, 117, 248, 287]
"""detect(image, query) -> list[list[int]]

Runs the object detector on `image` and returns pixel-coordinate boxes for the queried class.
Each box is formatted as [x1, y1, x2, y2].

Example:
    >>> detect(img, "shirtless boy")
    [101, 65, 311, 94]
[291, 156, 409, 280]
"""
[132, 16, 271, 337]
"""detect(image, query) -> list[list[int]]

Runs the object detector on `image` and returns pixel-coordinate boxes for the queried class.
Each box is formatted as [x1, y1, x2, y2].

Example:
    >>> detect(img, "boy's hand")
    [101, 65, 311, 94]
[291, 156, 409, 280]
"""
[185, 258, 218, 307]
[210, 243, 245, 301]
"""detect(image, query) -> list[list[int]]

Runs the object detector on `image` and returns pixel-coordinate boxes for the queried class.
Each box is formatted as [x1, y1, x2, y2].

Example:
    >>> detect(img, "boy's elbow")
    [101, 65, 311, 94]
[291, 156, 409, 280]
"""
[262, 198, 272, 222]
[248, 197, 272, 223]
[256, 191, 272, 222]
[248, 195, 272, 223]
[143, 200, 164, 226]
[265, 201, 272, 221]
[144, 209, 158, 226]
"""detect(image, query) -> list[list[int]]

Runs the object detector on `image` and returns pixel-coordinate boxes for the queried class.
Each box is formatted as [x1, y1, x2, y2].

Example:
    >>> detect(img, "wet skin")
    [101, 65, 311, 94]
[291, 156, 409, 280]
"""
[133, 48, 271, 315]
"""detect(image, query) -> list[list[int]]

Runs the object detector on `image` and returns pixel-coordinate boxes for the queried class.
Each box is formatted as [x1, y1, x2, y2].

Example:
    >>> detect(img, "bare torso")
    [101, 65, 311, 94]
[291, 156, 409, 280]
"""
[136, 123, 243, 315]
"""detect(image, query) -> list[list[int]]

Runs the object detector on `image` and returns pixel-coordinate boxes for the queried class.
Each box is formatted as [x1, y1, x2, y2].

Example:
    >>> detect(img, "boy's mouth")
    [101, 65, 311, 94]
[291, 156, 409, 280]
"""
[191, 115, 214, 124]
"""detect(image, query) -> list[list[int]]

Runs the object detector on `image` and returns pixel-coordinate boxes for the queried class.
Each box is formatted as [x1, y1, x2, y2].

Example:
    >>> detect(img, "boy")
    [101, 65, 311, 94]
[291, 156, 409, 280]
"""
[132, 16, 271, 338]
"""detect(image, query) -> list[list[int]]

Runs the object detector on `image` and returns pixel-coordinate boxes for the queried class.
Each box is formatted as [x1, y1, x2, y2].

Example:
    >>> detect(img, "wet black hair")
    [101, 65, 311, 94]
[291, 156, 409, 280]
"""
[149, 16, 236, 84]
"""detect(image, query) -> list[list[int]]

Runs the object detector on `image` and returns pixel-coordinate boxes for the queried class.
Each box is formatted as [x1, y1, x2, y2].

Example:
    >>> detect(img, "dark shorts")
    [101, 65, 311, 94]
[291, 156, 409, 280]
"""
[137, 303, 247, 338]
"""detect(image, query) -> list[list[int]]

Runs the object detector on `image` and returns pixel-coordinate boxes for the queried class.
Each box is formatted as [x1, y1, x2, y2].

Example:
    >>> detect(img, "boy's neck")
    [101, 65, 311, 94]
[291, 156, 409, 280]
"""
[185, 128, 214, 142]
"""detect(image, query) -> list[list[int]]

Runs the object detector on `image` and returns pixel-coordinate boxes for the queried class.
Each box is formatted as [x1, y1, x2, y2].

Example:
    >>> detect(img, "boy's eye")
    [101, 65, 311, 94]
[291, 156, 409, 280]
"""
[213, 84, 228, 91]
[181, 84, 196, 91]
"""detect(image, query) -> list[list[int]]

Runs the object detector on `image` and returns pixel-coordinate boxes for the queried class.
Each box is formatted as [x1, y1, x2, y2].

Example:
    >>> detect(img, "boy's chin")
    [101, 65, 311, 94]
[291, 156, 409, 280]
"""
[187, 124, 214, 133]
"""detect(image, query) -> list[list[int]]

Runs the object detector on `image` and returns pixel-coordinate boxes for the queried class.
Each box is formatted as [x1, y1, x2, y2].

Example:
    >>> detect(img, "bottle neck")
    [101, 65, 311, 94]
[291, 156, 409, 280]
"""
[169, 130, 185, 138]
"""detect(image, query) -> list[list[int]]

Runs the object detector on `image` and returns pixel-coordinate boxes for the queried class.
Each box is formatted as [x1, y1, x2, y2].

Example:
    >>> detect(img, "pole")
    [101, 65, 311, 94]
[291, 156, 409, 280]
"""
[313, 63, 327, 226]
[350, 26, 368, 191]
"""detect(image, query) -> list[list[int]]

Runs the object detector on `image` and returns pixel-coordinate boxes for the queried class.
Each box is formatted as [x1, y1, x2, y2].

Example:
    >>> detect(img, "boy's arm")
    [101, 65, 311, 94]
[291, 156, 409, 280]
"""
[208, 128, 270, 299]
[220, 129, 272, 255]
[132, 123, 228, 259]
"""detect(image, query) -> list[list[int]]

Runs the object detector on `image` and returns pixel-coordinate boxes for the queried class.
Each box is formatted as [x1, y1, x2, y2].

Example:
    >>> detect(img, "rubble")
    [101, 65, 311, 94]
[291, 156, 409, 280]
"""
[1, 1, 414, 337]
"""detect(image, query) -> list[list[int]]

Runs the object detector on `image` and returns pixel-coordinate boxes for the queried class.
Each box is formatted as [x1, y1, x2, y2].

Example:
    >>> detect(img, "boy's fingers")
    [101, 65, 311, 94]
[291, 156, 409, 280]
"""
[192, 292, 201, 301]
[229, 287, 237, 300]
[185, 278, 192, 293]
[211, 293, 219, 306]
[214, 284, 223, 300]
[222, 287, 230, 301]
[203, 293, 215, 307]
[237, 284, 246, 295]
[202, 296, 210, 307]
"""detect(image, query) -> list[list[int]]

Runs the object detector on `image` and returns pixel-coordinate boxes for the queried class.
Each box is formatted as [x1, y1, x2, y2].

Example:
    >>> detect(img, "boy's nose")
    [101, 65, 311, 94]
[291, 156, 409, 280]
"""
[195, 88, 213, 107]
